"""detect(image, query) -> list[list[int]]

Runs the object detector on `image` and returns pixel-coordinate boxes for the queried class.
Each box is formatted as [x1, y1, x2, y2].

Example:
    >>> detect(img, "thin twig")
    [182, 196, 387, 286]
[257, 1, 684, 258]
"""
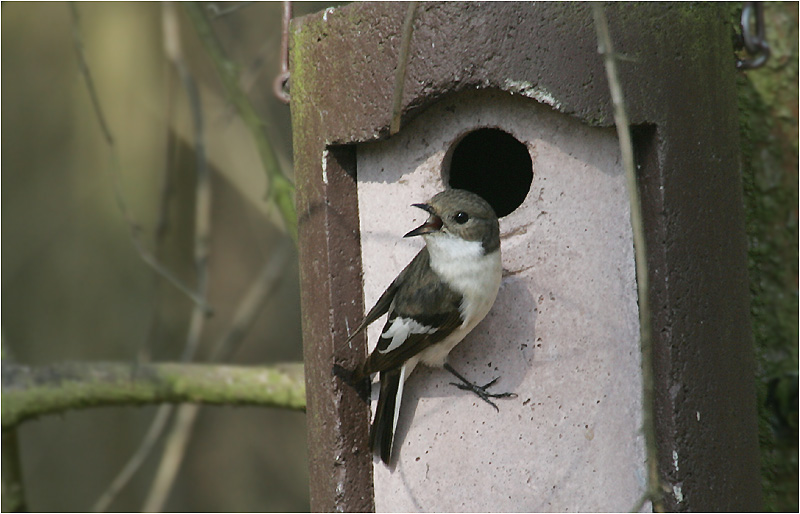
[162, 3, 212, 346]
[177, 72, 211, 364]
[142, 405, 200, 512]
[592, 5, 662, 512]
[211, 238, 294, 361]
[390, 2, 418, 135]
[142, 4, 212, 510]
[205, 1, 254, 19]
[142, 237, 294, 511]
[183, 2, 297, 241]
[94, 24, 185, 512]
[92, 405, 173, 512]
[97, 240, 292, 511]
[94, 4, 213, 509]
[69, 3, 113, 146]
[137, 40, 181, 365]
[68, 2, 211, 314]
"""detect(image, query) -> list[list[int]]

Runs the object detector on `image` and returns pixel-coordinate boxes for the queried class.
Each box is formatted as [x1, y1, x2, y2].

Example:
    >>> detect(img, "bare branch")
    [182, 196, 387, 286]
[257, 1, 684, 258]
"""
[142, 405, 200, 512]
[205, 2, 254, 19]
[92, 405, 173, 512]
[140, 5, 214, 510]
[1, 361, 306, 429]
[183, 2, 297, 241]
[141, 238, 295, 511]
[211, 237, 294, 361]
[140, 237, 295, 510]
[136, 49, 180, 364]
[164, 0, 213, 364]
[94, 8, 203, 508]
[95, 239, 294, 511]
[69, 3, 113, 145]
[68, 2, 211, 314]
[592, 5, 662, 512]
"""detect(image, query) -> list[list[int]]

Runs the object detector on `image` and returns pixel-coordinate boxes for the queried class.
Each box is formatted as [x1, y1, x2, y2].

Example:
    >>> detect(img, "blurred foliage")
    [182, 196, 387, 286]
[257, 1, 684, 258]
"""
[1, 2, 339, 511]
[733, 2, 799, 511]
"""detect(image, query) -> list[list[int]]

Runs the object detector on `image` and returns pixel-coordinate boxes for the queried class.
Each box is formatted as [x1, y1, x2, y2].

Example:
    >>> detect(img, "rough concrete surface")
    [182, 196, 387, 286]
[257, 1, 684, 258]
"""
[357, 90, 646, 512]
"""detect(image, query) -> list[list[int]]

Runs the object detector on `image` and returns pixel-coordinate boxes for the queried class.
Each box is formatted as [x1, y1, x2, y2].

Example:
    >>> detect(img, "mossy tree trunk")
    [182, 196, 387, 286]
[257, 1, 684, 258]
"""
[735, 3, 798, 511]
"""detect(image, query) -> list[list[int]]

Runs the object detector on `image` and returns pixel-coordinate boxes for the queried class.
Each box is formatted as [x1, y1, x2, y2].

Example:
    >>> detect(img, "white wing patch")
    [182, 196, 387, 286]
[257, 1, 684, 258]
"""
[378, 317, 438, 354]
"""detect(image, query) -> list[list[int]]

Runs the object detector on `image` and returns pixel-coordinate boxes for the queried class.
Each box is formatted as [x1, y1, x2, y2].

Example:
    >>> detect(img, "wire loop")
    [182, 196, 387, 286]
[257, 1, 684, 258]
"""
[736, 2, 770, 70]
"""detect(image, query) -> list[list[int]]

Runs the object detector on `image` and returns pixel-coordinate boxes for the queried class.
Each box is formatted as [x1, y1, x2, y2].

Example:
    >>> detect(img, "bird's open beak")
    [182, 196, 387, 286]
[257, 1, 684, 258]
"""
[404, 203, 443, 238]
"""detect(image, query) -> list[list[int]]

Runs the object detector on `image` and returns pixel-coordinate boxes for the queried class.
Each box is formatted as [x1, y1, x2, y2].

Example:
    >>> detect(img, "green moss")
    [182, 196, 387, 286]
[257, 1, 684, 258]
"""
[288, 16, 317, 167]
[733, 3, 799, 511]
[2, 362, 306, 428]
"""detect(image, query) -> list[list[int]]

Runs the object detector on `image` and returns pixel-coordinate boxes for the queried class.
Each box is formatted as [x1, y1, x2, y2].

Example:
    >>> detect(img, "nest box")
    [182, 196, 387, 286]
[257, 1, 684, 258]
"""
[290, 3, 760, 511]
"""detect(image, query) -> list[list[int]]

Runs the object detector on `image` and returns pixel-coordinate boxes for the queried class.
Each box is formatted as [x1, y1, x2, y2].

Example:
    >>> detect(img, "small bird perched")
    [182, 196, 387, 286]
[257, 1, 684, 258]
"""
[347, 188, 514, 464]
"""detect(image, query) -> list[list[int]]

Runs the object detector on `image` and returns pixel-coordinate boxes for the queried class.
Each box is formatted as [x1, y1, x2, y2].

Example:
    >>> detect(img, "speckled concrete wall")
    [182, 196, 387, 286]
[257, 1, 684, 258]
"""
[357, 90, 646, 512]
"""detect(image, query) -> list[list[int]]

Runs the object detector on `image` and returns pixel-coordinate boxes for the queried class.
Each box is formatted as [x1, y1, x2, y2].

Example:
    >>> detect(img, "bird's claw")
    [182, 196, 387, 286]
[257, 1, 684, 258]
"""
[443, 363, 517, 411]
[449, 377, 517, 411]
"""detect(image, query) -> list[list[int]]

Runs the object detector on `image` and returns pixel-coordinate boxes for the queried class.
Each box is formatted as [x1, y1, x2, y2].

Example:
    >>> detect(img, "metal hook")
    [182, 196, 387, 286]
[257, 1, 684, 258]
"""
[274, 1, 292, 103]
[736, 1, 770, 70]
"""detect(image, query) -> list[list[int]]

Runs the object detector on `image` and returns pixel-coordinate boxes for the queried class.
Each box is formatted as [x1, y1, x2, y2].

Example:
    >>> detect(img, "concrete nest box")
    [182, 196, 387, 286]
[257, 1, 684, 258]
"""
[291, 3, 760, 512]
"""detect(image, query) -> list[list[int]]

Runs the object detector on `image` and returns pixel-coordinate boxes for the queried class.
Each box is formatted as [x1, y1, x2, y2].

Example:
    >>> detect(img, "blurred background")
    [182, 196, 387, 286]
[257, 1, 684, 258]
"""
[2, 2, 342, 511]
[2, 2, 797, 512]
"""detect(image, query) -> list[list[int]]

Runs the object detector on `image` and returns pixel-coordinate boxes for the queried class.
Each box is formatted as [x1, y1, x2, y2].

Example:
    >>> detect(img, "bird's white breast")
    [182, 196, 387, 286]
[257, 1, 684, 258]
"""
[425, 234, 502, 322]
[416, 233, 502, 368]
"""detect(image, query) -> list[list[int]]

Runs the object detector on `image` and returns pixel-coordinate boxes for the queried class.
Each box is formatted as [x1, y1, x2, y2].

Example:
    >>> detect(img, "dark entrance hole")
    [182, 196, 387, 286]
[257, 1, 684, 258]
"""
[445, 128, 533, 217]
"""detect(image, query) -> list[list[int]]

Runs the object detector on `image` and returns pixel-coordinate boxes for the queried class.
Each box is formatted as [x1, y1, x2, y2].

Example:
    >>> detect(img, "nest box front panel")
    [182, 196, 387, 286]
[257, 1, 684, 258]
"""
[354, 90, 646, 512]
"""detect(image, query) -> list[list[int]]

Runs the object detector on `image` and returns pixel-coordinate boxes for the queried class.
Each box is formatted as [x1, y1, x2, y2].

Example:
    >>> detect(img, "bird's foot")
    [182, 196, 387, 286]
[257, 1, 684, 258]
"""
[444, 363, 517, 411]
[332, 363, 371, 404]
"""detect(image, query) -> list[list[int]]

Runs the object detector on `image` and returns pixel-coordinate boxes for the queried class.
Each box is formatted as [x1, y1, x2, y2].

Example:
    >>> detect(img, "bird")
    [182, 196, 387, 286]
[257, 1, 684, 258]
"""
[346, 188, 515, 464]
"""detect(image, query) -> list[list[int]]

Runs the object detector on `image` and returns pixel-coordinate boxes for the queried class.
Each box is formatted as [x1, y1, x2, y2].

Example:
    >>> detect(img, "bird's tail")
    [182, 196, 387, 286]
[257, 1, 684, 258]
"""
[370, 366, 407, 464]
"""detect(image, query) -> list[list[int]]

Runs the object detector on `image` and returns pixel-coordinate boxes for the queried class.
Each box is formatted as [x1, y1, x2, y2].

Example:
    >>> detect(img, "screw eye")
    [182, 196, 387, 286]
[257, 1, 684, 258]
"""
[454, 211, 470, 224]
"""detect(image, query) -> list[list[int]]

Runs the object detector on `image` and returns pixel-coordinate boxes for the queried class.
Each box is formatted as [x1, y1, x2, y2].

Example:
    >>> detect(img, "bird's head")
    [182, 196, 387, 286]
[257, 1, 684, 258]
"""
[404, 189, 500, 254]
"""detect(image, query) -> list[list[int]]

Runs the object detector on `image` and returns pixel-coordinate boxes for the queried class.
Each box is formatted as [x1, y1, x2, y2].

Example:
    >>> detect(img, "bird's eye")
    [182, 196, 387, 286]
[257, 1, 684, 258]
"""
[454, 211, 469, 224]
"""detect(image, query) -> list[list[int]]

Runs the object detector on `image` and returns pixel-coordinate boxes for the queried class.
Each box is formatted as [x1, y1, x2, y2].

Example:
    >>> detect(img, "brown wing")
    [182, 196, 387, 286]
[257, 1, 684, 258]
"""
[357, 247, 464, 377]
[345, 250, 422, 344]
